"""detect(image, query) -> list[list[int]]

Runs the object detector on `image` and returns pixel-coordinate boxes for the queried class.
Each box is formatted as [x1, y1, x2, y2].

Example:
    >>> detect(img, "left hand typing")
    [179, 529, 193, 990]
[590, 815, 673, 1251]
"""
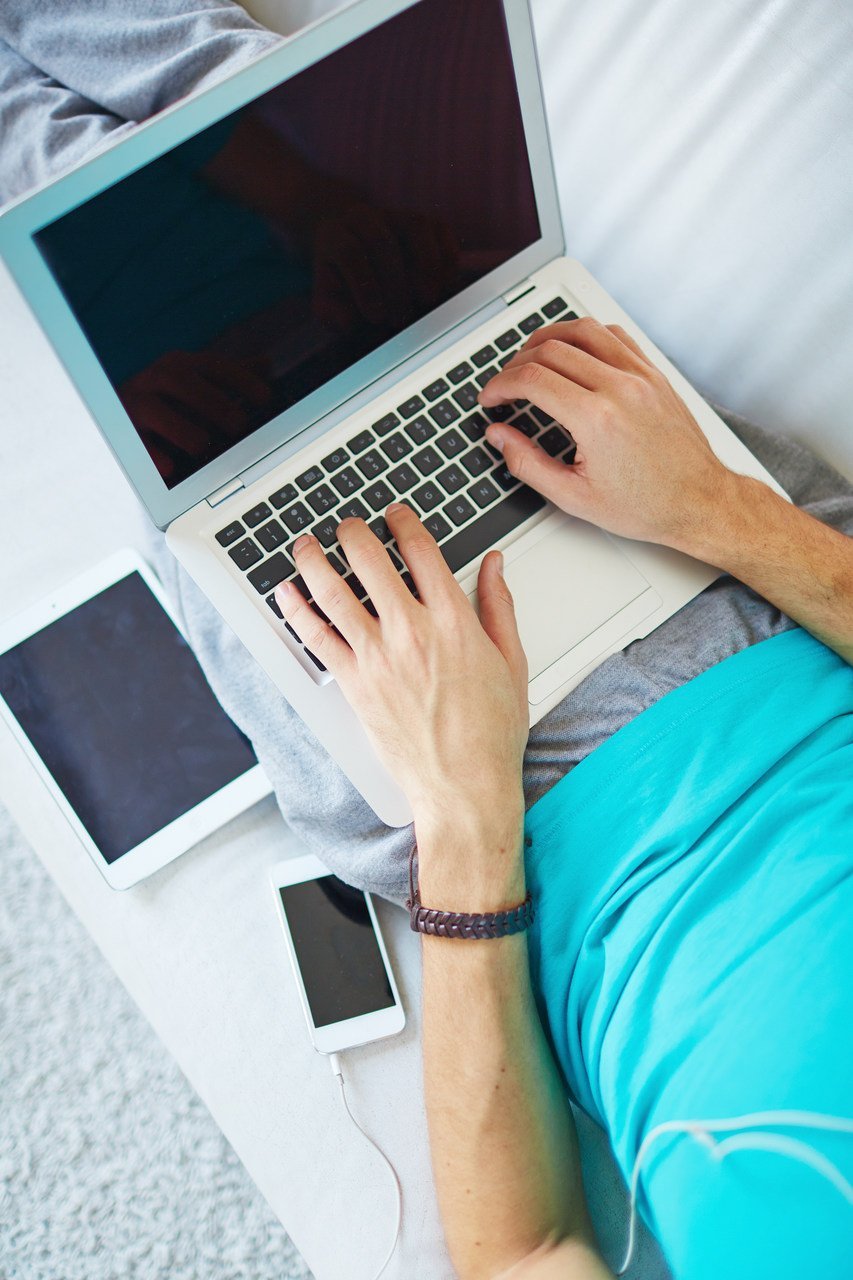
[274, 503, 529, 859]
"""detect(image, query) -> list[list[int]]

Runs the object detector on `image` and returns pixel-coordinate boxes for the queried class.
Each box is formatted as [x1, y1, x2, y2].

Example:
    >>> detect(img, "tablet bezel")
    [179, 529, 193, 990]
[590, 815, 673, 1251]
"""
[0, 548, 271, 889]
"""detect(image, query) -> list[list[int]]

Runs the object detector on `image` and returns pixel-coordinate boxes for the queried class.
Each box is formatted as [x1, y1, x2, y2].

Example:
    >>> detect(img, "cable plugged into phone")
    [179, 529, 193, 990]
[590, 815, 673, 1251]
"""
[328, 1052, 403, 1280]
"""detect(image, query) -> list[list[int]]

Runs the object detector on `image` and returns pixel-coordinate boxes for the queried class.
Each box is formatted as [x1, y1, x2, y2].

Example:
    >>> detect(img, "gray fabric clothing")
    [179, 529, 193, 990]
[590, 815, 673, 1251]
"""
[2, 1, 852, 907]
[0, 0, 281, 205]
[143, 411, 853, 906]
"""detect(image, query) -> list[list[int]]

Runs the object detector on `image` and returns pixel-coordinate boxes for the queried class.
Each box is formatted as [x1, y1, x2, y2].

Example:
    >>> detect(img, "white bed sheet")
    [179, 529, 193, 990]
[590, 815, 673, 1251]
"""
[2, 1, 852, 1276]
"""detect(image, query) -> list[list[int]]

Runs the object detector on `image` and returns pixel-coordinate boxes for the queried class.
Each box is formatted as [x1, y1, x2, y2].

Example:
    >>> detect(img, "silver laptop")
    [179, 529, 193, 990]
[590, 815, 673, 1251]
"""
[0, 0, 787, 826]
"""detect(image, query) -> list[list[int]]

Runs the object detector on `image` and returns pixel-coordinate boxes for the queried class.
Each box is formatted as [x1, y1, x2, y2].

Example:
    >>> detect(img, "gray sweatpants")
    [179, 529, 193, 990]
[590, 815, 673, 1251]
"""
[3, 1, 852, 904]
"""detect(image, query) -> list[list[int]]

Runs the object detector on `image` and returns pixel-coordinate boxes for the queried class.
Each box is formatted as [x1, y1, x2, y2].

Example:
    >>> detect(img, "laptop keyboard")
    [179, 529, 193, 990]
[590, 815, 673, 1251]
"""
[215, 296, 579, 673]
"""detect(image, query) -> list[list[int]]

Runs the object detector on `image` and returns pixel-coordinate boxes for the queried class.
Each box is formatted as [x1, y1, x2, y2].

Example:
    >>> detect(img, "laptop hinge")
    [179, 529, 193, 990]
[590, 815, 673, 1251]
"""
[502, 278, 535, 307]
[206, 477, 245, 508]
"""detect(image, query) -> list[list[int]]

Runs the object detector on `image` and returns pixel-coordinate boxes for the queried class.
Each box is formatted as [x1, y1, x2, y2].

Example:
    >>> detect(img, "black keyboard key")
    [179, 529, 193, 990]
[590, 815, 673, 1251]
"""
[468, 477, 499, 509]
[228, 538, 262, 571]
[530, 405, 553, 428]
[337, 497, 369, 522]
[452, 382, 480, 412]
[387, 461, 419, 493]
[295, 464, 324, 491]
[423, 512, 452, 542]
[357, 449, 388, 479]
[498, 353, 515, 368]
[243, 502, 271, 528]
[326, 551, 347, 576]
[484, 403, 513, 422]
[364, 480, 395, 511]
[461, 411, 489, 442]
[247, 551, 294, 595]
[397, 395, 424, 419]
[495, 328, 520, 351]
[266, 593, 283, 619]
[321, 446, 349, 473]
[332, 466, 362, 497]
[290, 573, 309, 598]
[437, 462, 466, 493]
[563, 438, 578, 464]
[439, 487, 546, 574]
[475, 366, 498, 388]
[405, 415, 436, 445]
[313, 516, 338, 547]
[447, 360, 473, 384]
[492, 462, 518, 492]
[400, 570, 418, 597]
[412, 444, 443, 476]
[280, 501, 313, 534]
[306, 483, 337, 516]
[381, 432, 412, 462]
[372, 411, 400, 436]
[215, 520, 244, 547]
[343, 571, 368, 601]
[369, 515, 392, 544]
[542, 296, 568, 319]
[519, 312, 544, 335]
[256, 519, 288, 552]
[269, 483, 298, 510]
[412, 481, 443, 512]
[461, 446, 492, 477]
[423, 377, 449, 401]
[437, 427, 466, 459]
[305, 648, 327, 672]
[443, 495, 476, 527]
[428, 399, 460, 429]
[347, 429, 374, 453]
[511, 411, 538, 439]
[472, 343, 497, 368]
[540, 425, 572, 457]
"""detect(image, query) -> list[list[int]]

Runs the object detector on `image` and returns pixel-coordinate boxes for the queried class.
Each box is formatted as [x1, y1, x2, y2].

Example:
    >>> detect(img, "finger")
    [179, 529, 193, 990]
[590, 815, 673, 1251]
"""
[522, 316, 648, 375]
[484, 423, 594, 518]
[477, 551, 528, 687]
[604, 323, 655, 367]
[384, 502, 466, 605]
[477, 358, 591, 420]
[289, 534, 376, 651]
[274, 575, 356, 678]
[335, 516, 413, 615]
[498, 335, 612, 392]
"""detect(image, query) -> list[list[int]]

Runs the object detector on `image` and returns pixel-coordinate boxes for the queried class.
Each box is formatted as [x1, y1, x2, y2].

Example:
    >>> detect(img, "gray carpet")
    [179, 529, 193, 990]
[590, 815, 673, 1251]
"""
[0, 803, 312, 1280]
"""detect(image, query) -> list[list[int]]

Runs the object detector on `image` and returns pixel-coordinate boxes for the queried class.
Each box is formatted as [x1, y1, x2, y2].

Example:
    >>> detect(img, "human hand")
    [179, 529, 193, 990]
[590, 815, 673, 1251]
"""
[274, 504, 528, 884]
[119, 349, 271, 483]
[479, 317, 732, 553]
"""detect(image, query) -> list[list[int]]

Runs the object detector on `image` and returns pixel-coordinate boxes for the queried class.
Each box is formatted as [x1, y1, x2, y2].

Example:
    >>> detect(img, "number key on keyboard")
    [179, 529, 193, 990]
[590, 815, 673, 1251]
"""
[306, 483, 337, 515]
[229, 538, 262, 570]
[280, 501, 313, 534]
[405, 415, 435, 445]
[357, 449, 388, 479]
[381, 433, 412, 462]
[429, 399, 460, 429]
[256, 520, 288, 552]
[332, 466, 363, 497]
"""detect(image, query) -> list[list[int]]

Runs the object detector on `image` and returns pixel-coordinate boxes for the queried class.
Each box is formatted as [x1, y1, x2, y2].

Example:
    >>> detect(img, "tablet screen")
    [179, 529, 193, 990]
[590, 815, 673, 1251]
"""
[0, 571, 257, 863]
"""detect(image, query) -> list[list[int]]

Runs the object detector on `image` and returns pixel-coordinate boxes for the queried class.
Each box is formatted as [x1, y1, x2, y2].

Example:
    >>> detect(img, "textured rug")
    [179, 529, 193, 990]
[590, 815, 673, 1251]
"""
[0, 803, 312, 1280]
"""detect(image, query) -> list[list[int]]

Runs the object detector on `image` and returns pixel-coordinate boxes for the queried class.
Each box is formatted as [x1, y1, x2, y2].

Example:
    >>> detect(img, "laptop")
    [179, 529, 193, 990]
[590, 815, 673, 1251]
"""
[0, 0, 788, 826]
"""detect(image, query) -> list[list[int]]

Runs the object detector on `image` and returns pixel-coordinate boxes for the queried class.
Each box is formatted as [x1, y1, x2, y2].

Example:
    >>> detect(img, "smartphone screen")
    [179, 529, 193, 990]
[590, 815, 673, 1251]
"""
[279, 876, 396, 1028]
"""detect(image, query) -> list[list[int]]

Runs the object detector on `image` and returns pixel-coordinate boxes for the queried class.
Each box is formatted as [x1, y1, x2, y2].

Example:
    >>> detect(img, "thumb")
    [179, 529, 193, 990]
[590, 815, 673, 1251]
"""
[486, 424, 589, 516]
[477, 550, 527, 682]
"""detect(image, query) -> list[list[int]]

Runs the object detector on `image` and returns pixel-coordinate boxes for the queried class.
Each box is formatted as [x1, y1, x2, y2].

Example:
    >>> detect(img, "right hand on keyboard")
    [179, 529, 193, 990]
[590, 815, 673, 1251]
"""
[478, 316, 732, 555]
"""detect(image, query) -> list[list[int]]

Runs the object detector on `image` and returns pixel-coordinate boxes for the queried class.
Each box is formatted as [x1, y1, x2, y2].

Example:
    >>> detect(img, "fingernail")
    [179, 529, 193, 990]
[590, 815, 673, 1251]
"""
[292, 534, 314, 554]
[275, 580, 293, 598]
[485, 424, 509, 451]
[386, 501, 404, 513]
[495, 551, 504, 576]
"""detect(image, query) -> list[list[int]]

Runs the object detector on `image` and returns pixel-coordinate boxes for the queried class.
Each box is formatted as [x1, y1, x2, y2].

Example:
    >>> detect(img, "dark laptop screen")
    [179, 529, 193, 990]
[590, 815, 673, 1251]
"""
[33, 0, 540, 489]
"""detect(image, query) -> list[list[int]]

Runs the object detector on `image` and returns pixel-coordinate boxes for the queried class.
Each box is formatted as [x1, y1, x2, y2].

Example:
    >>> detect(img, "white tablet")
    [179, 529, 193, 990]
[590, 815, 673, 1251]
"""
[0, 549, 272, 889]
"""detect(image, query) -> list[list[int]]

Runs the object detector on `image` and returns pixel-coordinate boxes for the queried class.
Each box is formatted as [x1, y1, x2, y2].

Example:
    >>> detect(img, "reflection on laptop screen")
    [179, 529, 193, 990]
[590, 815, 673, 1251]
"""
[33, 0, 540, 490]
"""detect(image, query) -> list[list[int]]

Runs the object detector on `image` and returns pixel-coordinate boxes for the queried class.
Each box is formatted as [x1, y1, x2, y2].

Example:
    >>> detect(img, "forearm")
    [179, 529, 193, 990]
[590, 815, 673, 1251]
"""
[684, 471, 853, 664]
[418, 812, 604, 1280]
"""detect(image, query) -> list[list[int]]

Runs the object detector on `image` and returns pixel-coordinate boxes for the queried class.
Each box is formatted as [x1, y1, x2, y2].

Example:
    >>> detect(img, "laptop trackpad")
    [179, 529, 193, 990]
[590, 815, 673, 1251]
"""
[472, 515, 651, 680]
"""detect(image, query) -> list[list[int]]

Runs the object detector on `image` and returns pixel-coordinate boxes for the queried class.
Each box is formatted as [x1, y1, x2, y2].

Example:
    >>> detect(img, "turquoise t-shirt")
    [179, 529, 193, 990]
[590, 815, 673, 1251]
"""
[524, 627, 853, 1278]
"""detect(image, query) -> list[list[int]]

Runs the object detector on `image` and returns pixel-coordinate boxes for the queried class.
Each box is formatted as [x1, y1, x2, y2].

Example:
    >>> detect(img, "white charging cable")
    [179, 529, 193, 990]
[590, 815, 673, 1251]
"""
[327, 1052, 403, 1280]
[616, 1109, 853, 1275]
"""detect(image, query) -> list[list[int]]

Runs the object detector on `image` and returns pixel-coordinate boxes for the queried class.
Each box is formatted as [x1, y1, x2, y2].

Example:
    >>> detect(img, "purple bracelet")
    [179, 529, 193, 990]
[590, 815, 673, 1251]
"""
[405, 845, 534, 939]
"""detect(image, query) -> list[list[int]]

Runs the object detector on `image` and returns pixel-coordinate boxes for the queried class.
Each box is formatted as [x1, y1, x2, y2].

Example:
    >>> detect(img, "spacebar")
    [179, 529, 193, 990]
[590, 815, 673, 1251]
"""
[439, 487, 547, 575]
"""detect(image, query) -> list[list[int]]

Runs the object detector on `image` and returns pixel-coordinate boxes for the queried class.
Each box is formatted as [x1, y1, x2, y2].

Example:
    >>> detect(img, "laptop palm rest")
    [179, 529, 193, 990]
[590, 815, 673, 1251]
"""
[469, 513, 657, 695]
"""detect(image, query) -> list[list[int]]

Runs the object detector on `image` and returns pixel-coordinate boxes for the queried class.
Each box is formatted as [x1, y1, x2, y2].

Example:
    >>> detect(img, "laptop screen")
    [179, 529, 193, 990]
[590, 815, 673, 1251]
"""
[33, 0, 540, 490]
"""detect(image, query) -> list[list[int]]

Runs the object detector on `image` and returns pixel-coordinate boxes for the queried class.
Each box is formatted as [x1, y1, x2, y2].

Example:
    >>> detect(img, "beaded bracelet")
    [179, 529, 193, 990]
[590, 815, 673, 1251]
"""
[405, 845, 534, 939]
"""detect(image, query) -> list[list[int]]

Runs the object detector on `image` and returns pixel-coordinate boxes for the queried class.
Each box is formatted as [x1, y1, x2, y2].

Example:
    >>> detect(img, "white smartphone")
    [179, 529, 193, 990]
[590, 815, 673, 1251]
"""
[270, 854, 406, 1054]
[0, 549, 271, 889]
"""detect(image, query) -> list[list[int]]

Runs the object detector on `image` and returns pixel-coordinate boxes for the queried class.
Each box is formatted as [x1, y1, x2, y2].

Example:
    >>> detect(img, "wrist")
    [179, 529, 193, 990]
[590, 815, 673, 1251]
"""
[674, 467, 767, 567]
[413, 797, 526, 914]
